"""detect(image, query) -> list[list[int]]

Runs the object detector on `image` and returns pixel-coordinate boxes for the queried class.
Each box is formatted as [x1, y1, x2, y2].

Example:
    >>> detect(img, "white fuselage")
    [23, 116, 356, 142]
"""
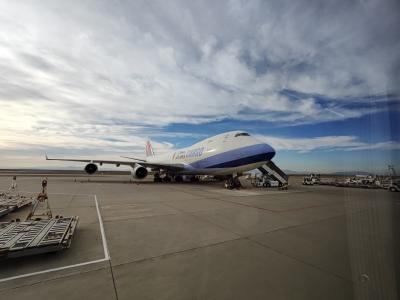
[146, 131, 275, 176]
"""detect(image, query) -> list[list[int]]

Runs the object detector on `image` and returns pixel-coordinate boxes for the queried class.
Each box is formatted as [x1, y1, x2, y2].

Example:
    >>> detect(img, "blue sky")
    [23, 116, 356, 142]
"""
[0, 0, 399, 173]
[154, 108, 400, 173]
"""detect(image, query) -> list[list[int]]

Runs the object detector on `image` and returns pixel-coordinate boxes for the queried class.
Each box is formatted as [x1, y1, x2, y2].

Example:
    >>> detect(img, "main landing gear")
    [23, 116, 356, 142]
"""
[153, 173, 178, 183]
[224, 175, 242, 190]
[153, 173, 162, 182]
[174, 175, 183, 182]
[163, 175, 172, 182]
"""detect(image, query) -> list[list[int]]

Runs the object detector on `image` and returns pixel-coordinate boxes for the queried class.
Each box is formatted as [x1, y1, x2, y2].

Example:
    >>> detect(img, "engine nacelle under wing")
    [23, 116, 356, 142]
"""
[84, 163, 98, 175]
[131, 164, 148, 179]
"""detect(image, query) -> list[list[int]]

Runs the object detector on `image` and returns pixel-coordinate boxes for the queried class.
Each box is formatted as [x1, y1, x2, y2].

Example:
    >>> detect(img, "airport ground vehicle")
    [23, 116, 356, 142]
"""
[250, 174, 282, 188]
[303, 177, 315, 185]
[255, 178, 279, 187]
[303, 174, 320, 185]
[388, 180, 400, 192]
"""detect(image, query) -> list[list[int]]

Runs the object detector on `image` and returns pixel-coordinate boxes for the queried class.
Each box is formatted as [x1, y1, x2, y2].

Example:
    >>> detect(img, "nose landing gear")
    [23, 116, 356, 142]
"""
[224, 175, 242, 190]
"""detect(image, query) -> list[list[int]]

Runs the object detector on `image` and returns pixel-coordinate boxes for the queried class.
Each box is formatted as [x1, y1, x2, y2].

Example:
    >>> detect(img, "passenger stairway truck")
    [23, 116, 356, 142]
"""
[258, 161, 289, 188]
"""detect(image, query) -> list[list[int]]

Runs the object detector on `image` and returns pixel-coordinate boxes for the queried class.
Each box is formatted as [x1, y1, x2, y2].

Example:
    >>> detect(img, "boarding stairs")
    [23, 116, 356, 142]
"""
[258, 161, 288, 186]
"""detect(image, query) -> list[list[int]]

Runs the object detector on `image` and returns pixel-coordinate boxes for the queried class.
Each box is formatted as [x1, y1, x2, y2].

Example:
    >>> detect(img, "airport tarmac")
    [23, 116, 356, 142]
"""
[0, 175, 398, 300]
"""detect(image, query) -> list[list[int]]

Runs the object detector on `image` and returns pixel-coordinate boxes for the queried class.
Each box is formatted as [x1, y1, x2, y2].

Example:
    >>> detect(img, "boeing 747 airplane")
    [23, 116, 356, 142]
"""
[46, 131, 282, 189]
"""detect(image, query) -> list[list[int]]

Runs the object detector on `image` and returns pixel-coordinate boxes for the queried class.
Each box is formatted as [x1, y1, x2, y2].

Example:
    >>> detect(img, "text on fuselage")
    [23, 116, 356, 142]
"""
[172, 147, 205, 160]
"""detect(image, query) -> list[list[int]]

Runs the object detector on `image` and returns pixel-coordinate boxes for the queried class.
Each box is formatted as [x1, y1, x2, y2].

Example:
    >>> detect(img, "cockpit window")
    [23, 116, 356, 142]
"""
[234, 132, 250, 137]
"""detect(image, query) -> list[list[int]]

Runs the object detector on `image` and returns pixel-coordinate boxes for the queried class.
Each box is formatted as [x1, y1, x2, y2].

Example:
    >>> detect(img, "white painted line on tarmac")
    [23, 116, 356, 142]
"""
[0, 194, 110, 283]
[0, 190, 95, 197]
[0, 258, 109, 283]
[94, 194, 110, 260]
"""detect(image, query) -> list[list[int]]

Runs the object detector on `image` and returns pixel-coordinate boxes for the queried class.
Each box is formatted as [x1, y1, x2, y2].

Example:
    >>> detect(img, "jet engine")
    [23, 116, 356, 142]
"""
[131, 164, 148, 179]
[84, 163, 98, 175]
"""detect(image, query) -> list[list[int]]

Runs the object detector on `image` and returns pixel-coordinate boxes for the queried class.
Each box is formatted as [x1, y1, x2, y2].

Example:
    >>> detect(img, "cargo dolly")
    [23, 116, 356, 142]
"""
[0, 177, 34, 218]
[0, 216, 79, 258]
[0, 196, 33, 218]
[0, 179, 79, 259]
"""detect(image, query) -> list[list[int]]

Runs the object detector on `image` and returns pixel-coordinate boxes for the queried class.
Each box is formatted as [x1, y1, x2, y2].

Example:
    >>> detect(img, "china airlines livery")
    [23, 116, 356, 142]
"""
[46, 131, 280, 188]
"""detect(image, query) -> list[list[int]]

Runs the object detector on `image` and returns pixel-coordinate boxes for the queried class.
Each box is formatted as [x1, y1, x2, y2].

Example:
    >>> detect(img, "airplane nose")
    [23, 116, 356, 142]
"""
[262, 143, 275, 160]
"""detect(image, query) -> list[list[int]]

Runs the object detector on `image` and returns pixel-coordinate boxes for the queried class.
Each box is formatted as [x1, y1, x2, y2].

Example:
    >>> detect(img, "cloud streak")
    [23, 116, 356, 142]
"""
[0, 1, 398, 124]
[256, 135, 400, 153]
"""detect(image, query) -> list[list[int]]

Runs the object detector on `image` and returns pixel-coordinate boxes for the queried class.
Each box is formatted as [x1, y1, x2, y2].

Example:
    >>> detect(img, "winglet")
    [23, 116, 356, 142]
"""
[45, 153, 49, 160]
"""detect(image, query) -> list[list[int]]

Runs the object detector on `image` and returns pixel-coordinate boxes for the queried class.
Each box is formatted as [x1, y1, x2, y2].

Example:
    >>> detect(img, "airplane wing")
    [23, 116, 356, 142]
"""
[120, 156, 147, 162]
[45, 155, 185, 171]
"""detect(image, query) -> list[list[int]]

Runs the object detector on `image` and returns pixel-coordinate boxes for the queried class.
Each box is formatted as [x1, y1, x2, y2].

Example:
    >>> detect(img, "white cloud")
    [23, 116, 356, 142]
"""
[256, 134, 400, 153]
[345, 141, 400, 152]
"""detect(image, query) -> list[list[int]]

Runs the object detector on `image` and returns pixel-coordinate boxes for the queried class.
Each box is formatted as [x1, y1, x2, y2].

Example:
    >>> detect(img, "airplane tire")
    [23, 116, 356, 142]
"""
[225, 177, 240, 189]
[175, 175, 183, 182]
[190, 176, 199, 182]
[154, 173, 162, 182]
[163, 176, 172, 183]
[233, 176, 241, 189]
